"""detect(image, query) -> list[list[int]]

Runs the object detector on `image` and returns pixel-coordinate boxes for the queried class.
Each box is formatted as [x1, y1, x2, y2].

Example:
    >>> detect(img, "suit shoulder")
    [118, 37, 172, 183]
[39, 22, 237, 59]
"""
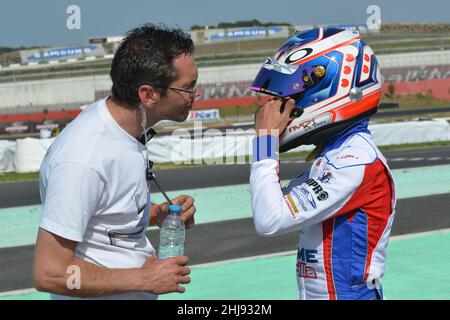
[324, 134, 377, 169]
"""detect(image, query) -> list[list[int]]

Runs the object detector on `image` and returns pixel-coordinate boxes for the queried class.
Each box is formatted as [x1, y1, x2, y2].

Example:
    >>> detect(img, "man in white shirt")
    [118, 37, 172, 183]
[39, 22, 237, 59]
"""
[34, 24, 200, 300]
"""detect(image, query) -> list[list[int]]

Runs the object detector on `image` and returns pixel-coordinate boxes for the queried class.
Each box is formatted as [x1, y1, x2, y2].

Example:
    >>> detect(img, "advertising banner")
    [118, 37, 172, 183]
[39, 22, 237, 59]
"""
[20, 45, 105, 63]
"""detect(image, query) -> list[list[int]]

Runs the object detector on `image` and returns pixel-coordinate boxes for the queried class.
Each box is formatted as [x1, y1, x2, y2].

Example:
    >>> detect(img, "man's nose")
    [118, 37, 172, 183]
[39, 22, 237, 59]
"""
[194, 87, 201, 98]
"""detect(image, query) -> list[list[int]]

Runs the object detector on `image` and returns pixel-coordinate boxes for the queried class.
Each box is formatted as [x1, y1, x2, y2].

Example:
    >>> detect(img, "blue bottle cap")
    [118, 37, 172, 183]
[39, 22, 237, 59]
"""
[168, 204, 182, 213]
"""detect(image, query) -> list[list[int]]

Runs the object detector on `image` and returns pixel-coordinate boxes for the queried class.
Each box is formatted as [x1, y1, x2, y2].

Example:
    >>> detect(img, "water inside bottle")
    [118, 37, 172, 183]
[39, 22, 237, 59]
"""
[158, 226, 185, 259]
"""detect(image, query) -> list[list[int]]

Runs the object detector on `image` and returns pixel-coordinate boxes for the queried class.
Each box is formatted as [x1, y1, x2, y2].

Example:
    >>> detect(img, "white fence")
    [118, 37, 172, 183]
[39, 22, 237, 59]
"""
[1, 119, 449, 173]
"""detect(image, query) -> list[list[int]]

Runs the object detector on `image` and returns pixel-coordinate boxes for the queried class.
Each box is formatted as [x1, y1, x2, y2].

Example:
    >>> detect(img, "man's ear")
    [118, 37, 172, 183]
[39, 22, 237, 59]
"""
[138, 85, 161, 106]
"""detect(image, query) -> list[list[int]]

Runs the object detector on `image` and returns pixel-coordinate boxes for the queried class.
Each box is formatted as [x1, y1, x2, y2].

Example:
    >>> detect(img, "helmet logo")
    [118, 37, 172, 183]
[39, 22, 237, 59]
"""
[285, 48, 313, 64]
[287, 115, 332, 134]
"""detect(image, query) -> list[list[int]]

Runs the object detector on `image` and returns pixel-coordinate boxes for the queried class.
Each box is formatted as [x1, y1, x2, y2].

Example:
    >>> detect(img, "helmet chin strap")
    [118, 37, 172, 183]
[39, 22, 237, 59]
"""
[305, 143, 324, 163]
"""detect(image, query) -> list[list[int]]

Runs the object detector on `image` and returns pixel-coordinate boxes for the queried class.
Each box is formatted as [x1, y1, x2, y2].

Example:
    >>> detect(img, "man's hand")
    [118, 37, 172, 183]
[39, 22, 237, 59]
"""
[154, 195, 196, 228]
[255, 98, 295, 136]
[140, 255, 191, 294]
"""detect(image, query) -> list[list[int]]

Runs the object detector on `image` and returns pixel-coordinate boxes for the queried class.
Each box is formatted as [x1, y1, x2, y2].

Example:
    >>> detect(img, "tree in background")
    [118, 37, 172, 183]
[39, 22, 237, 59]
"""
[191, 20, 291, 30]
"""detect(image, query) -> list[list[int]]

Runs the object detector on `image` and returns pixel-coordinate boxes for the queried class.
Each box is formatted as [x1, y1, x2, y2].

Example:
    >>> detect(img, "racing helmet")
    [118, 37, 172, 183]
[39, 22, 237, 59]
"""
[250, 27, 382, 152]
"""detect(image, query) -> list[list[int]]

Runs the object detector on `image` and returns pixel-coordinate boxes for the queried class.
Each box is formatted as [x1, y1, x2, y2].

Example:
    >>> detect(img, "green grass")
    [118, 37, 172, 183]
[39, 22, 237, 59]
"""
[282, 140, 450, 158]
[378, 140, 450, 151]
[273, 140, 450, 161]
[373, 112, 450, 123]
[218, 105, 259, 117]
[0, 171, 39, 183]
[380, 94, 450, 109]
[372, 38, 450, 51]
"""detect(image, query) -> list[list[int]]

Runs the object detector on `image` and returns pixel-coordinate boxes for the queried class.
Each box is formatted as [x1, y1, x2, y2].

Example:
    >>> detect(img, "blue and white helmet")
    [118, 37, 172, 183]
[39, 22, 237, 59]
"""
[251, 27, 382, 151]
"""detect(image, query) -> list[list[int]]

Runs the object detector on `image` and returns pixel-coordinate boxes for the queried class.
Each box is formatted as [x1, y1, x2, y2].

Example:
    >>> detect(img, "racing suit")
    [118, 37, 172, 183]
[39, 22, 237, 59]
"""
[250, 120, 396, 300]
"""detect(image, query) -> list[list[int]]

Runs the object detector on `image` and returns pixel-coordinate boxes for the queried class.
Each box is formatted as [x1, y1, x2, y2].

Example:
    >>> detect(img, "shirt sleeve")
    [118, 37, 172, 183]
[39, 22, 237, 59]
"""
[250, 136, 369, 237]
[39, 162, 105, 242]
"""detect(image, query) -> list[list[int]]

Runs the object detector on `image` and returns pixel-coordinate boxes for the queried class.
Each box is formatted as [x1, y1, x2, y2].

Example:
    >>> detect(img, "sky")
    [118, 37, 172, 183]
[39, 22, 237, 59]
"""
[1, 0, 449, 48]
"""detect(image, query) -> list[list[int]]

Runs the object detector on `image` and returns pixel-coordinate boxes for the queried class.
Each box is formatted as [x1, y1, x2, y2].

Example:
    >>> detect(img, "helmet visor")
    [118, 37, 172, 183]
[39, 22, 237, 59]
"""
[250, 58, 315, 98]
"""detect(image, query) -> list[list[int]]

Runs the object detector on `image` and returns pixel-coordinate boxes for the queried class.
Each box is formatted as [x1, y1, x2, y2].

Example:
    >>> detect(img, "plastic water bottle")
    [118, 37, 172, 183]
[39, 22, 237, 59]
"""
[158, 204, 185, 259]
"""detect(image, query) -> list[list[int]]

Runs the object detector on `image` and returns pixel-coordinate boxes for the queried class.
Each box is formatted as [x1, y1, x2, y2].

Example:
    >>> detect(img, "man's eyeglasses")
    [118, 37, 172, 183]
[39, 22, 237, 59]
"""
[167, 85, 197, 96]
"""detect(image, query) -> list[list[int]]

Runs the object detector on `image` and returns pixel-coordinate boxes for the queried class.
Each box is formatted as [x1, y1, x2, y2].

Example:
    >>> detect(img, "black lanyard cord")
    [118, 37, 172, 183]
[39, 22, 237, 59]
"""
[146, 160, 173, 205]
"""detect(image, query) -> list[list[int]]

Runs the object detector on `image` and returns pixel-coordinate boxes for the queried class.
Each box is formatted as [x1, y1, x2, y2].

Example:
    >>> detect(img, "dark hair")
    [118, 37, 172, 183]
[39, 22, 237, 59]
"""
[110, 23, 194, 108]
